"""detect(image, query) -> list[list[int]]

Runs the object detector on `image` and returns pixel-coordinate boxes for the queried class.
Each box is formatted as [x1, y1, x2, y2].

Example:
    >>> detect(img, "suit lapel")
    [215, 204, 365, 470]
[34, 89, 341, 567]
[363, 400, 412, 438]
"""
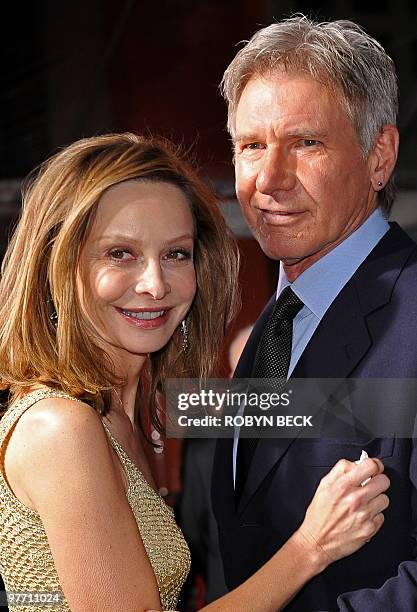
[236, 223, 416, 513]
[212, 437, 236, 527]
[292, 282, 371, 379]
[212, 295, 277, 526]
[236, 277, 373, 513]
[234, 294, 276, 378]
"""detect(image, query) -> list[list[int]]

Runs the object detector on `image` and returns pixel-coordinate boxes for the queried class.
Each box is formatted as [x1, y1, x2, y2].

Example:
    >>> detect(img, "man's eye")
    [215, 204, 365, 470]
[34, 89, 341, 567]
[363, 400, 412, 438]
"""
[109, 248, 134, 261]
[302, 139, 319, 147]
[244, 142, 264, 150]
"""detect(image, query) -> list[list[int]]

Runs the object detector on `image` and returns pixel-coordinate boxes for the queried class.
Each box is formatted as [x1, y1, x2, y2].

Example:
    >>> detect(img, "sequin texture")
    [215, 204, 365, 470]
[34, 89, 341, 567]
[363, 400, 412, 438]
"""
[0, 389, 191, 610]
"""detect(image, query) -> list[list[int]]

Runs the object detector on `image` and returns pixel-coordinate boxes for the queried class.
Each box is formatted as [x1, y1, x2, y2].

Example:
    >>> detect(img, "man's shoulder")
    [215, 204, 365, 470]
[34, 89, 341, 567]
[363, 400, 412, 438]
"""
[354, 222, 417, 295]
[379, 222, 417, 262]
[376, 223, 417, 286]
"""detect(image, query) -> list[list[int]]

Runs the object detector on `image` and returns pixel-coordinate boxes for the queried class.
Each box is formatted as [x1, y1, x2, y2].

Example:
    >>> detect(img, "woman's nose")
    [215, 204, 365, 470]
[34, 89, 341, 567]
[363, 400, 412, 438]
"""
[134, 261, 171, 300]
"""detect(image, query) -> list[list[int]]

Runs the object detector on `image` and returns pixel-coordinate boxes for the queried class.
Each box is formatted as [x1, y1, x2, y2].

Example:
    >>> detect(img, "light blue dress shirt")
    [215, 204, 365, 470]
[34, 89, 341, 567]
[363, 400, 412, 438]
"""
[232, 208, 390, 485]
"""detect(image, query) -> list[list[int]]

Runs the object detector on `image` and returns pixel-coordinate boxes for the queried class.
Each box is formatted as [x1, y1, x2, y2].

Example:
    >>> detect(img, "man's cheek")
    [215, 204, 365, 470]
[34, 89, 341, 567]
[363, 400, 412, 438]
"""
[235, 158, 257, 188]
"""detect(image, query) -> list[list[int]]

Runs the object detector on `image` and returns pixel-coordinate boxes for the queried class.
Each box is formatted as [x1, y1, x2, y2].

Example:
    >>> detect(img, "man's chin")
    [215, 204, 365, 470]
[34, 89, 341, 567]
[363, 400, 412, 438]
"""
[254, 238, 306, 263]
[253, 227, 308, 260]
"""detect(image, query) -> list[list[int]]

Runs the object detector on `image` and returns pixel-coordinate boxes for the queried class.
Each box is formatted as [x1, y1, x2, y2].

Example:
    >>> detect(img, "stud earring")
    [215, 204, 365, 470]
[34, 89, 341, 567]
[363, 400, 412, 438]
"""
[377, 181, 383, 187]
[181, 320, 188, 352]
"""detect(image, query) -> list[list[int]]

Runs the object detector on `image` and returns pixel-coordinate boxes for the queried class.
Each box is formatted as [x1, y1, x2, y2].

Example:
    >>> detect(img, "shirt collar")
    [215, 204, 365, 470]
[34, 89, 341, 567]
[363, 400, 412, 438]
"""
[277, 208, 390, 320]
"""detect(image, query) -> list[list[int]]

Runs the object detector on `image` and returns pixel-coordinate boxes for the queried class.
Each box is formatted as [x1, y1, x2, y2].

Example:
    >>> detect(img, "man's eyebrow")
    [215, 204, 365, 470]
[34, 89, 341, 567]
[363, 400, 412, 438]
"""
[232, 133, 261, 146]
[286, 128, 328, 138]
[233, 129, 328, 145]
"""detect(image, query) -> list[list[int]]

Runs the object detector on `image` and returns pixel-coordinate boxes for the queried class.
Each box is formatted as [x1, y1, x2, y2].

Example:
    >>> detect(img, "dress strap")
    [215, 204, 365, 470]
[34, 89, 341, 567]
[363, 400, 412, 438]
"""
[101, 420, 135, 473]
[0, 389, 83, 450]
[100, 420, 164, 504]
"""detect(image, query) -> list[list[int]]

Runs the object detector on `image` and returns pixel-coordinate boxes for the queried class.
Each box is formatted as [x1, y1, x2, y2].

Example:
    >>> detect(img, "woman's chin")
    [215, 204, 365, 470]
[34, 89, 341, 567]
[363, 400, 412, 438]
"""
[118, 337, 175, 358]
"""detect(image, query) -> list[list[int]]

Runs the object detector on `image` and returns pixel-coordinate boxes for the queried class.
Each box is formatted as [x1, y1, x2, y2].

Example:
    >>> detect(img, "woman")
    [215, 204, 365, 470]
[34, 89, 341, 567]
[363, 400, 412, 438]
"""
[0, 133, 389, 611]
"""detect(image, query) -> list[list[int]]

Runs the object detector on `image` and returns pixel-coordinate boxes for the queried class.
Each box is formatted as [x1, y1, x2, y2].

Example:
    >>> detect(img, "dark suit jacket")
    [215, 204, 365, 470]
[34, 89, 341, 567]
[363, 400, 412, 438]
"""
[212, 223, 417, 611]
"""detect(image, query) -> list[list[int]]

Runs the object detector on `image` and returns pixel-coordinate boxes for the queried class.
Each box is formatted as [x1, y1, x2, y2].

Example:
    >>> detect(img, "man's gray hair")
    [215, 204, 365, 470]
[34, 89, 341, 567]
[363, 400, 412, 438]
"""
[222, 15, 398, 214]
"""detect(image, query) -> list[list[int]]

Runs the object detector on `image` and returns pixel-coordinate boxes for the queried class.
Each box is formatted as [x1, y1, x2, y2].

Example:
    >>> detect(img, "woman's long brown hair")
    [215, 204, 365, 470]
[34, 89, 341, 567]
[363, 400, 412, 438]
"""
[0, 133, 240, 430]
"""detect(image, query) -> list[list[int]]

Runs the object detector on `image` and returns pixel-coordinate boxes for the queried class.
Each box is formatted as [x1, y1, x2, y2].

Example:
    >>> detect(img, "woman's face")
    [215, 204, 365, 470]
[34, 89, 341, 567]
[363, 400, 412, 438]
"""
[78, 180, 196, 365]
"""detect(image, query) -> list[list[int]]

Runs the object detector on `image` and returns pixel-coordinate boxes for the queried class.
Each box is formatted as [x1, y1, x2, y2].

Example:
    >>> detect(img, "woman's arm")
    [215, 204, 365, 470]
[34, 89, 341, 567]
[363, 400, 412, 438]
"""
[9, 399, 388, 612]
[8, 398, 162, 612]
[151, 457, 389, 612]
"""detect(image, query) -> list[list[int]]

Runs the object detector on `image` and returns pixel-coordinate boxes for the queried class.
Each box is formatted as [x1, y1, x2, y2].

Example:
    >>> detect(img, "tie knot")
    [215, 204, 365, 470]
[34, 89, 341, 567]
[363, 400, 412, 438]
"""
[272, 286, 304, 323]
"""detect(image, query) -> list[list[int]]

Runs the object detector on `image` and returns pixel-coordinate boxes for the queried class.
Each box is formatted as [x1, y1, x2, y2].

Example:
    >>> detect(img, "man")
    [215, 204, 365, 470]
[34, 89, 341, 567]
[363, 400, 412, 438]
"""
[212, 15, 417, 611]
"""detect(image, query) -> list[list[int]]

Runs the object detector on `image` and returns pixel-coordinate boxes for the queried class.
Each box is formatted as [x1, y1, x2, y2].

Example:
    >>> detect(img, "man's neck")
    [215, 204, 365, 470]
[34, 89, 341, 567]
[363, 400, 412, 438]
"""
[282, 208, 380, 282]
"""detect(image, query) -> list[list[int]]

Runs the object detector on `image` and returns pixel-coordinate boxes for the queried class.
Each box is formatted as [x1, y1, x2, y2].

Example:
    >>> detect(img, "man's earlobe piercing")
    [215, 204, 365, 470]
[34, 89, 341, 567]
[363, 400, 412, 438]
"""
[377, 181, 383, 188]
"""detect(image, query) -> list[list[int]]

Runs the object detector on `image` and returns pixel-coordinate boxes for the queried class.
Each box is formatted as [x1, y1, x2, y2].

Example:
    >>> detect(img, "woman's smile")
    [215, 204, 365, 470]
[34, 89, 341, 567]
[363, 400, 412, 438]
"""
[115, 306, 171, 329]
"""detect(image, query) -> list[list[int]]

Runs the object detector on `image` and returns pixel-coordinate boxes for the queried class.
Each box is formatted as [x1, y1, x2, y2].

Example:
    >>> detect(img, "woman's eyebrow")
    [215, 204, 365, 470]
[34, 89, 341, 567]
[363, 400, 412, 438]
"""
[95, 233, 195, 245]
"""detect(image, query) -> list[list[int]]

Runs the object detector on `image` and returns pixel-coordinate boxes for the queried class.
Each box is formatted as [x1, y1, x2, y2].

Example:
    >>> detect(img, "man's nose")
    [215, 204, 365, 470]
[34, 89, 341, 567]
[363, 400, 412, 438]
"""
[255, 147, 296, 195]
[134, 260, 171, 300]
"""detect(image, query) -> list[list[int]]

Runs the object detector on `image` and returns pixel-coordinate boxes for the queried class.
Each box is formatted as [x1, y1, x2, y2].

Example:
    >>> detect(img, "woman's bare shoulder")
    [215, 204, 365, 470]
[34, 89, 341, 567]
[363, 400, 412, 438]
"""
[6, 394, 111, 486]
[11, 394, 103, 443]
[4, 395, 162, 610]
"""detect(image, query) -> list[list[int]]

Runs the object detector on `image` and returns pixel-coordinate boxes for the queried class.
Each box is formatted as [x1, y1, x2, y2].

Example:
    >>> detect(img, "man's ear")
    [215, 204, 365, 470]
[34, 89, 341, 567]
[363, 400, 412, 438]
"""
[369, 125, 399, 191]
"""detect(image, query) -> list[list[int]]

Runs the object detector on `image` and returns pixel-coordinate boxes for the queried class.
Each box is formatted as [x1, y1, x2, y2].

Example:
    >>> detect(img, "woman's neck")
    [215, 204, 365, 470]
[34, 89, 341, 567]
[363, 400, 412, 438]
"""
[111, 383, 140, 426]
[110, 352, 147, 427]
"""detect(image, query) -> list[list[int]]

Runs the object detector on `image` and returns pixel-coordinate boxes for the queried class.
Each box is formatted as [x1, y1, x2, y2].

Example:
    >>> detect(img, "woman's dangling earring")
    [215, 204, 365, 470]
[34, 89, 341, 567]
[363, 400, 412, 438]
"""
[46, 293, 58, 329]
[50, 309, 58, 328]
[181, 319, 188, 352]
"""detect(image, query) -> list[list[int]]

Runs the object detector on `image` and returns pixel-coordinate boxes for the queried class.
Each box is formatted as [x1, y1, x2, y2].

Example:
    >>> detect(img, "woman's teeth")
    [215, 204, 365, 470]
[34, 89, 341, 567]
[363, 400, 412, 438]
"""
[121, 309, 165, 320]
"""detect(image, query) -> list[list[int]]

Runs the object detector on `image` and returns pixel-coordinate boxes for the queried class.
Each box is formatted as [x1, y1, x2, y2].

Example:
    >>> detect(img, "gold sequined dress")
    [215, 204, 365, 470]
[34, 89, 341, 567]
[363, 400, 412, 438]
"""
[0, 389, 191, 611]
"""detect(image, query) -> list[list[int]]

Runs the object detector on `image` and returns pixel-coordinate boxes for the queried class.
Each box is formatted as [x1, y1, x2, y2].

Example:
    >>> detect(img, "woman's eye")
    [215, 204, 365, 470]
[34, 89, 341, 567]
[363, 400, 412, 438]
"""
[109, 248, 134, 261]
[165, 248, 193, 262]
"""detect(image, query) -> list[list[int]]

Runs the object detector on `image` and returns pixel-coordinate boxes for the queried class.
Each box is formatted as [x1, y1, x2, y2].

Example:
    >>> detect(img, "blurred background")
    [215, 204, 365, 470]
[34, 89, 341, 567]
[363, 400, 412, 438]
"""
[1, 1, 416, 609]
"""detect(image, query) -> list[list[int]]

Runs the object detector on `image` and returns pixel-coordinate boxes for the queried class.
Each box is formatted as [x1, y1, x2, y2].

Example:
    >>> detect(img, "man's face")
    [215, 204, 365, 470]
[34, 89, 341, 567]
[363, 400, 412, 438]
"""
[234, 73, 378, 278]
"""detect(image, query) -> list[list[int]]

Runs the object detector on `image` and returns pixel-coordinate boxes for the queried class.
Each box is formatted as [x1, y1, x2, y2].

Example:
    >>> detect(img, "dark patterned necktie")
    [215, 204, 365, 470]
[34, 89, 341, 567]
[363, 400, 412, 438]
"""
[235, 286, 304, 502]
